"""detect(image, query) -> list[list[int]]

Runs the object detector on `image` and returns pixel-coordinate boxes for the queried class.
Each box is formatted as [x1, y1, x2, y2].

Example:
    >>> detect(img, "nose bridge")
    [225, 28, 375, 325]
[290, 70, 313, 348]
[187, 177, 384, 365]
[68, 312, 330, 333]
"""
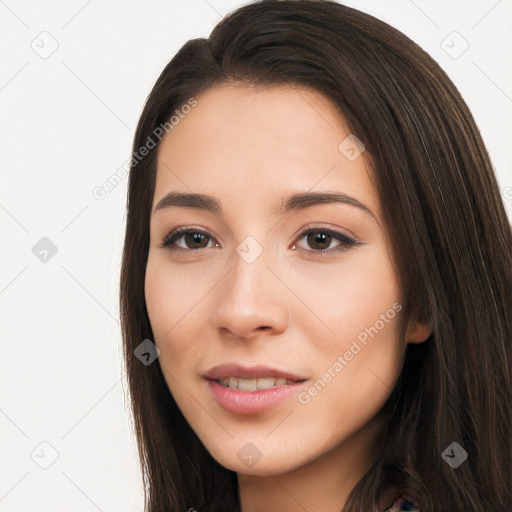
[229, 233, 272, 307]
[223, 212, 272, 288]
[211, 232, 289, 337]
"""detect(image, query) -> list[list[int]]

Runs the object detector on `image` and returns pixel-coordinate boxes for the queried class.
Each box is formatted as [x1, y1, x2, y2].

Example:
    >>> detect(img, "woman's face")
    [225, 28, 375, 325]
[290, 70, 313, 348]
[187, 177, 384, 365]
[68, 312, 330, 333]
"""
[145, 83, 427, 476]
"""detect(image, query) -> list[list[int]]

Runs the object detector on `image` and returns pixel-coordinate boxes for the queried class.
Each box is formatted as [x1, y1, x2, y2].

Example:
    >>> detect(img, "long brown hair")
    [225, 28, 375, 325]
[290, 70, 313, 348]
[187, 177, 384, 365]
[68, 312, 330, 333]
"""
[119, 1, 512, 510]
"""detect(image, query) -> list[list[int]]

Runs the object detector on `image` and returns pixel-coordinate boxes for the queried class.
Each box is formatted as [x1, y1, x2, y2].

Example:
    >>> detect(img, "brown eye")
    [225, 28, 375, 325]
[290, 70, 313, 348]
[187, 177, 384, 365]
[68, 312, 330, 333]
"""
[160, 228, 219, 250]
[306, 231, 333, 250]
[296, 228, 360, 255]
[181, 232, 210, 249]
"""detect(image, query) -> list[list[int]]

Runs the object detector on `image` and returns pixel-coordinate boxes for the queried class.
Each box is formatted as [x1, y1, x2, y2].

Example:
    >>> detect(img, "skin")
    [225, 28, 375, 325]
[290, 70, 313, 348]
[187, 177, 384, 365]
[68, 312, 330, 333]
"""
[144, 83, 430, 512]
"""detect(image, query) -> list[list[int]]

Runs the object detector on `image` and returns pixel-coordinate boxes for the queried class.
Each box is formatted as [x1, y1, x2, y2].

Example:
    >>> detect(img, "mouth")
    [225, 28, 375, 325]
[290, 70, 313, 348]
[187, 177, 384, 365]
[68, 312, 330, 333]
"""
[214, 376, 303, 391]
[202, 363, 309, 414]
[202, 362, 308, 389]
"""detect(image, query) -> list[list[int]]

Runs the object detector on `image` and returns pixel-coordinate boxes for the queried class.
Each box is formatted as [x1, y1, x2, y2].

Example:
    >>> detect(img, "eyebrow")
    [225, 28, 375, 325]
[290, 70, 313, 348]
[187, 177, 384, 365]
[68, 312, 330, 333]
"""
[153, 190, 377, 220]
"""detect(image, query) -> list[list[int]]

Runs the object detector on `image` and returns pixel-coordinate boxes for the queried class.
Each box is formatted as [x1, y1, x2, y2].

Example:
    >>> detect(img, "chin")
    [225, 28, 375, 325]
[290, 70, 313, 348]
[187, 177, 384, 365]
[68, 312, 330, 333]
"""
[203, 438, 312, 476]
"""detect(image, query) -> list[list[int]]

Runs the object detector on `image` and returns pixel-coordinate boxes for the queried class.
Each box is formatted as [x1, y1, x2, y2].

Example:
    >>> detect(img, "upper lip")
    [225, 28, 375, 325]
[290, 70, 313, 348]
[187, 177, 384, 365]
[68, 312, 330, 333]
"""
[203, 363, 308, 382]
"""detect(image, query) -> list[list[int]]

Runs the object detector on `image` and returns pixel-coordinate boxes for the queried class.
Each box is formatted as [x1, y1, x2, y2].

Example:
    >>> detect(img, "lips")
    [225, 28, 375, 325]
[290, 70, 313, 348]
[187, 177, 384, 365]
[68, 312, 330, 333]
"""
[202, 363, 309, 414]
[202, 362, 308, 382]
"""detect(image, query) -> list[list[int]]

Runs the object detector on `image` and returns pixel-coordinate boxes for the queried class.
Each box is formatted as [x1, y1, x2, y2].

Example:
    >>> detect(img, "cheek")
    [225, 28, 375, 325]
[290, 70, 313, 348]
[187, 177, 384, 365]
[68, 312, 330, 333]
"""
[331, 259, 400, 352]
[289, 247, 403, 419]
[144, 254, 213, 370]
[145, 254, 201, 340]
[294, 313, 402, 454]
[280, 244, 400, 347]
[144, 258, 169, 338]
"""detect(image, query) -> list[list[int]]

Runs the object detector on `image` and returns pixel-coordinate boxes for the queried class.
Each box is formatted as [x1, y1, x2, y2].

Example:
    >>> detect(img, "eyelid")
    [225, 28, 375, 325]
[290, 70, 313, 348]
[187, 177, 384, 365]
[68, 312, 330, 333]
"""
[299, 222, 358, 240]
[294, 222, 359, 244]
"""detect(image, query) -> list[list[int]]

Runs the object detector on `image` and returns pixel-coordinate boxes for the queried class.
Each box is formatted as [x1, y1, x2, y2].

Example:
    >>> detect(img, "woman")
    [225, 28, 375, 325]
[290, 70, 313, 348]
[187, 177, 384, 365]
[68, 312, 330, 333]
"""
[119, 1, 512, 510]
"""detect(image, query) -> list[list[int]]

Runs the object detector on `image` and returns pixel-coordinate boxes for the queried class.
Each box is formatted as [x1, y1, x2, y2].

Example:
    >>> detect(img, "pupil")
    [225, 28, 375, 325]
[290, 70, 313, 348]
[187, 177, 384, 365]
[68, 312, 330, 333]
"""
[308, 232, 330, 250]
[186, 233, 207, 248]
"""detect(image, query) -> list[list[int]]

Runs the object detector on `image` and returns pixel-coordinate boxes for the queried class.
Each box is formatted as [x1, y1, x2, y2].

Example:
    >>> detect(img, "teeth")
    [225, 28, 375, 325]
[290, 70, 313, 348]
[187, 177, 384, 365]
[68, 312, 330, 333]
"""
[256, 377, 275, 389]
[218, 376, 296, 390]
[239, 378, 256, 391]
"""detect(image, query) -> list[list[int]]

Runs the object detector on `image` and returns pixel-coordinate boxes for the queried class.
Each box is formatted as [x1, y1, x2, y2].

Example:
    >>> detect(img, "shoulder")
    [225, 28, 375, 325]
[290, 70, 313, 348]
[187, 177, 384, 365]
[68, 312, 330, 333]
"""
[383, 494, 422, 511]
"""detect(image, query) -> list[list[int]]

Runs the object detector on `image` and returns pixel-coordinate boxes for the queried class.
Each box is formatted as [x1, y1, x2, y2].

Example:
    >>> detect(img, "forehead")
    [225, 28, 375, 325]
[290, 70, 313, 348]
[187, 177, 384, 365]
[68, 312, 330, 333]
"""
[153, 83, 380, 221]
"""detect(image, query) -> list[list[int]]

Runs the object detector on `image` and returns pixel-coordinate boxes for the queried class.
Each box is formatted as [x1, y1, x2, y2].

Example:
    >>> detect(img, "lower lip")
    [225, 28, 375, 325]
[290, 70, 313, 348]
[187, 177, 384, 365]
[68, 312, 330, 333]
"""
[206, 379, 307, 415]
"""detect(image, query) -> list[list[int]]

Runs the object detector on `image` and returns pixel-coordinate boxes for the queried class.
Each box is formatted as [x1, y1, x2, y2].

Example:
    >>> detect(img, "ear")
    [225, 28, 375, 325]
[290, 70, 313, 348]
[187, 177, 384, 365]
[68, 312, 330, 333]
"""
[405, 307, 433, 343]
[405, 311, 432, 344]
[403, 295, 433, 344]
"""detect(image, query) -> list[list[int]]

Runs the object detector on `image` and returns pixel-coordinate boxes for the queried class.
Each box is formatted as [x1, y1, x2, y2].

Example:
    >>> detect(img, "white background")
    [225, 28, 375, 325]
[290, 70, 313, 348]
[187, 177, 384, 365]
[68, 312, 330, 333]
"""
[0, 0, 511, 510]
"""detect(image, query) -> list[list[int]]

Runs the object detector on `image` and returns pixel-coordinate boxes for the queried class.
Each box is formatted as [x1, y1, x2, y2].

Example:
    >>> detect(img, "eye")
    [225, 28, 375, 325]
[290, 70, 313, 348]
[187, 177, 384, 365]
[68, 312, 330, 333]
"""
[293, 227, 361, 255]
[383, 495, 421, 512]
[159, 226, 361, 255]
[159, 227, 219, 250]
[398, 497, 420, 512]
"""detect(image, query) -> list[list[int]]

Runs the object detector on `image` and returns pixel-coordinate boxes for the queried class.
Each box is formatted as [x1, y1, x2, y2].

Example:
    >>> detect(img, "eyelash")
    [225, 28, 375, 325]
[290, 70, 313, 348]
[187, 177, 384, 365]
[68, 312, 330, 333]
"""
[158, 226, 361, 256]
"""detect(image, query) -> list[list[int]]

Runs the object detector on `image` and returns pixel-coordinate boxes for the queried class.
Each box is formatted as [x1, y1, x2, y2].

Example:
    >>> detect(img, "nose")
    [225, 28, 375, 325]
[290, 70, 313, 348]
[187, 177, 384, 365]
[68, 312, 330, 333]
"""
[211, 246, 289, 340]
